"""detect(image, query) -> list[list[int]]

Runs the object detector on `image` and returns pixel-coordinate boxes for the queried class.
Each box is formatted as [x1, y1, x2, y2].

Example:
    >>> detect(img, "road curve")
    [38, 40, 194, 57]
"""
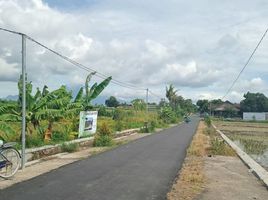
[0, 117, 199, 200]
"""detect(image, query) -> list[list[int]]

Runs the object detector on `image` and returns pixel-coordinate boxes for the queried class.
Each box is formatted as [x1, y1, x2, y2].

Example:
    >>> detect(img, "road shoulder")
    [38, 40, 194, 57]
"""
[167, 121, 268, 200]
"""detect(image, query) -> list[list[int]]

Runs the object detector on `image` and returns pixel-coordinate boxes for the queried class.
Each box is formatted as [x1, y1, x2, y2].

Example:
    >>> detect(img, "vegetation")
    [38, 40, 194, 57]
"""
[204, 116, 211, 127]
[240, 92, 268, 112]
[0, 81, 195, 148]
[93, 122, 113, 147]
[196, 99, 209, 113]
[61, 143, 79, 153]
[105, 96, 120, 107]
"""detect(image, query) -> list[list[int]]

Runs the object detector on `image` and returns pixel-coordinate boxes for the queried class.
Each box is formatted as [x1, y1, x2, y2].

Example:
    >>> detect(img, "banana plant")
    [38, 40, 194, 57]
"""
[0, 76, 72, 137]
[69, 72, 112, 112]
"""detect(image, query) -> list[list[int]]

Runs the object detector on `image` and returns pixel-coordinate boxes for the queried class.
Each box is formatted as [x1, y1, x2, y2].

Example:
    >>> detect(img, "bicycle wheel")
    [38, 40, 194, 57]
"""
[0, 148, 20, 178]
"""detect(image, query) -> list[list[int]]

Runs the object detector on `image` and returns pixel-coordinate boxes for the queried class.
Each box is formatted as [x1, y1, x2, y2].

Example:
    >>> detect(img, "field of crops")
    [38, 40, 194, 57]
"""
[214, 120, 268, 170]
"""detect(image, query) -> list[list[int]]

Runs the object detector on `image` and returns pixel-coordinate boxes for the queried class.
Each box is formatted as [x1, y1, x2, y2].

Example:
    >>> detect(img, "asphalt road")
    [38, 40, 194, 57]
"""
[0, 117, 199, 200]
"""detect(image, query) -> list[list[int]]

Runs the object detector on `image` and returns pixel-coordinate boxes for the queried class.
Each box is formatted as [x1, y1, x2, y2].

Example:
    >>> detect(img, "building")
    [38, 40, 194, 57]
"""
[212, 101, 240, 118]
[243, 112, 268, 121]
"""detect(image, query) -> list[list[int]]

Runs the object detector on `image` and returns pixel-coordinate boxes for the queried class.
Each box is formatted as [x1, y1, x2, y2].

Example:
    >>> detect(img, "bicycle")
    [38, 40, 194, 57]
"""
[0, 140, 21, 178]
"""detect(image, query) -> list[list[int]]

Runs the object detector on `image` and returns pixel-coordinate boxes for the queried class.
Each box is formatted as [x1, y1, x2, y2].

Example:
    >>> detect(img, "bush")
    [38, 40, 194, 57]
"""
[26, 134, 44, 148]
[115, 120, 123, 131]
[0, 123, 18, 142]
[112, 108, 125, 120]
[210, 138, 235, 156]
[93, 122, 113, 147]
[93, 135, 113, 147]
[52, 131, 70, 142]
[204, 116, 212, 127]
[61, 143, 79, 153]
[159, 106, 177, 124]
[98, 106, 113, 117]
[140, 121, 156, 133]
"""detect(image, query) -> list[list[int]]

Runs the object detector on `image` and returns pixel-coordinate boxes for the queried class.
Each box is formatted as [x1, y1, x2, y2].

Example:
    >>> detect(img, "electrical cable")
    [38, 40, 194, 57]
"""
[222, 27, 268, 99]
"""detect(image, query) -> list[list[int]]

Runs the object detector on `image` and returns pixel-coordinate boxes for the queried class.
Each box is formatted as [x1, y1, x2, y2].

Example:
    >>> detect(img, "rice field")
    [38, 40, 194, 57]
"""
[214, 121, 268, 170]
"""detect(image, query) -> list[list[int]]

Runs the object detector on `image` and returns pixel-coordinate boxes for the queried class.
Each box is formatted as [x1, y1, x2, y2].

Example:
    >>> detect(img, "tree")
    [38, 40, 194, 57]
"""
[131, 99, 146, 111]
[105, 96, 119, 107]
[72, 72, 112, 111]
[0, 76, 72, 138]
[165, 84, 178, 108]
[196, 99, 209, 113]
[240, 92, 268, 112]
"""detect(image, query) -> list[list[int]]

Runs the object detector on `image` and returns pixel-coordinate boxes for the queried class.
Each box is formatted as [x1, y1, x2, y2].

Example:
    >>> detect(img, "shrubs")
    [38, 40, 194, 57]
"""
[115, 120, 123, 131]
[51, 131, 70, 142]
[210, 138, 236, 156]
[61, 143, 78, 153]
[140, 120, 157, 133]
[26, 134, 44, 148]
[159, 106, 177, 124]
[204, 116, 211, 127]
[93, 122, 113, 147]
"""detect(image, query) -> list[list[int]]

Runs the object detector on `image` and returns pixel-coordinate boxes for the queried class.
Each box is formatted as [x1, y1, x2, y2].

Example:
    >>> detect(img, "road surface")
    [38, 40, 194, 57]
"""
[0, 117, 199, 200]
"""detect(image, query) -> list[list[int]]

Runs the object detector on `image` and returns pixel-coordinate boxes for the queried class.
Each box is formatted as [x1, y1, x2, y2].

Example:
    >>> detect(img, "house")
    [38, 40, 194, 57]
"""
[212, 101, 240, 118]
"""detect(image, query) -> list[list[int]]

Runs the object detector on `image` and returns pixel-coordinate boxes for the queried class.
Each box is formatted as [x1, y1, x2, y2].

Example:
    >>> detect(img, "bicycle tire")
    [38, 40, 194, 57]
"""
[0, 147, 20, 178]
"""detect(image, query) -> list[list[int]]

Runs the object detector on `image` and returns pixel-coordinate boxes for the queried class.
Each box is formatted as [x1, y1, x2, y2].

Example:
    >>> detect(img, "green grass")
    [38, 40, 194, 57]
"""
[228, 134, 268, 155]
[61, 143, 79, 153]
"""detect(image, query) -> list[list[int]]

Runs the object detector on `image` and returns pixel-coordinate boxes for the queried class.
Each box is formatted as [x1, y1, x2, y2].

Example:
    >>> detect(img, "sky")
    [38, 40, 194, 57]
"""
[0, 0, 267, 103]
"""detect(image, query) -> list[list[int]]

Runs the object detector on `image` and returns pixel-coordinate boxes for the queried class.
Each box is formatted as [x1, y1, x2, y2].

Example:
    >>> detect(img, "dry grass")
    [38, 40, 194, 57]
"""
[167, 121, 207, 200]
[187, 122, 210, 157]
[213, 121, 268, 134]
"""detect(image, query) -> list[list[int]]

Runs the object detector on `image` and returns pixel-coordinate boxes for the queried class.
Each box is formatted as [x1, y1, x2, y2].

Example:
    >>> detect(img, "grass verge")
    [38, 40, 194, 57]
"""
[167, 121, 208, 200]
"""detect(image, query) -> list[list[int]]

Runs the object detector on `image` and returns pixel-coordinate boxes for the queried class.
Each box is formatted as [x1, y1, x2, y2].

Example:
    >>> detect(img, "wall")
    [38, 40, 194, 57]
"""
[243, 112, 267, 121]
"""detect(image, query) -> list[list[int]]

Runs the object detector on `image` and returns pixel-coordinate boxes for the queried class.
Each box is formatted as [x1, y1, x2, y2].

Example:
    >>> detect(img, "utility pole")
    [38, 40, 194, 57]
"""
[146, 88, 149, 114]
[21, 34, 26, 169]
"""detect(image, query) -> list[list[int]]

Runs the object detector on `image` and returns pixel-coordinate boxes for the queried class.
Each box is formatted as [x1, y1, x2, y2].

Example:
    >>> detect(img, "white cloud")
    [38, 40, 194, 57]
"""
[0, 0, 267, 102]
[0, 58, 19, 81]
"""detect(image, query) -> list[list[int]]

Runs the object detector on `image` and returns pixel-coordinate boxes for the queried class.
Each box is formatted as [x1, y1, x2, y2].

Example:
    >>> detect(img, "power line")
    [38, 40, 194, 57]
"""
[25, 35, 146, 91]
[148, 89, 164, 100]
[0, 27, 146, 91]
[222, 27, 268, 99]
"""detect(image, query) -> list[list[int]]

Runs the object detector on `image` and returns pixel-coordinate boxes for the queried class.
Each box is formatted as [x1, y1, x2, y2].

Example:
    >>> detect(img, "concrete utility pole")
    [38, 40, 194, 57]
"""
[146, 88, 149, 114]
[21, 34, 26, 169]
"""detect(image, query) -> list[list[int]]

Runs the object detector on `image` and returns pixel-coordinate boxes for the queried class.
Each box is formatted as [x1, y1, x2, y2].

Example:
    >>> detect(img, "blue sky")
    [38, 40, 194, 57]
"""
[44, 0, 97, 10]
[0, 0, 267, 103]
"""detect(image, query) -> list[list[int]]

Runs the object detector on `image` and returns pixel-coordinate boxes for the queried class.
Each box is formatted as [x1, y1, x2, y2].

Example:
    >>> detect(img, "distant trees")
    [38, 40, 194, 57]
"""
[240, 92, 268, 112]
[165, 84, 196, 114]
[105, 96, 120, 107]
[196, 99, 209, 113]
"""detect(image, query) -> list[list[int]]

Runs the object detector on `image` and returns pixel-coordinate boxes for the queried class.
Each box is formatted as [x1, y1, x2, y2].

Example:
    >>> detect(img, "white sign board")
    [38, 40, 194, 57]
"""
[78, 111, 98, 138]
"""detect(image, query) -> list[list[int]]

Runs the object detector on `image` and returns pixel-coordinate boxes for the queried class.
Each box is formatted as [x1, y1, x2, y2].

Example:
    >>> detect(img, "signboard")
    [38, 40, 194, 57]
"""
[78, 111, 98, 138]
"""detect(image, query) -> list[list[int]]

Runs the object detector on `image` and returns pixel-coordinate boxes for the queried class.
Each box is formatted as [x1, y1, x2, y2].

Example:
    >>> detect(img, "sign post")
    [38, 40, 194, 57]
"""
[78, 111, 98, 138]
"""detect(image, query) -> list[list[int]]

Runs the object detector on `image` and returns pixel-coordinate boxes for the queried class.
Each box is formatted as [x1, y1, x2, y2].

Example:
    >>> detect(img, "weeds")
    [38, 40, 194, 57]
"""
[93, 122, 113, 147]
[210, 138, 236, 156]
[61, 143, 79, 153]
[204, 116, 211, 127]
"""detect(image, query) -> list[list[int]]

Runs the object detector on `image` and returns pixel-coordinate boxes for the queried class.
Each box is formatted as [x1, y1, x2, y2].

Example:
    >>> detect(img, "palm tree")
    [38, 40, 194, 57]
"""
[166, 84, 179, 110]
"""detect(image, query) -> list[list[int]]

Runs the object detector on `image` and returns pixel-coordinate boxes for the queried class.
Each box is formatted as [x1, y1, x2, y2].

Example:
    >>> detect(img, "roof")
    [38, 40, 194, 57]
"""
[214, 101, 240, 112]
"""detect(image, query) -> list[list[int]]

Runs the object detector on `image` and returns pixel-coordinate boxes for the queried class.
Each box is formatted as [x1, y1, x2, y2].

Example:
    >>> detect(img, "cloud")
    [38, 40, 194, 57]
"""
[148, 61, 221, 87]
[0, 0, 267, 102]
[0, 58, 19, 81]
